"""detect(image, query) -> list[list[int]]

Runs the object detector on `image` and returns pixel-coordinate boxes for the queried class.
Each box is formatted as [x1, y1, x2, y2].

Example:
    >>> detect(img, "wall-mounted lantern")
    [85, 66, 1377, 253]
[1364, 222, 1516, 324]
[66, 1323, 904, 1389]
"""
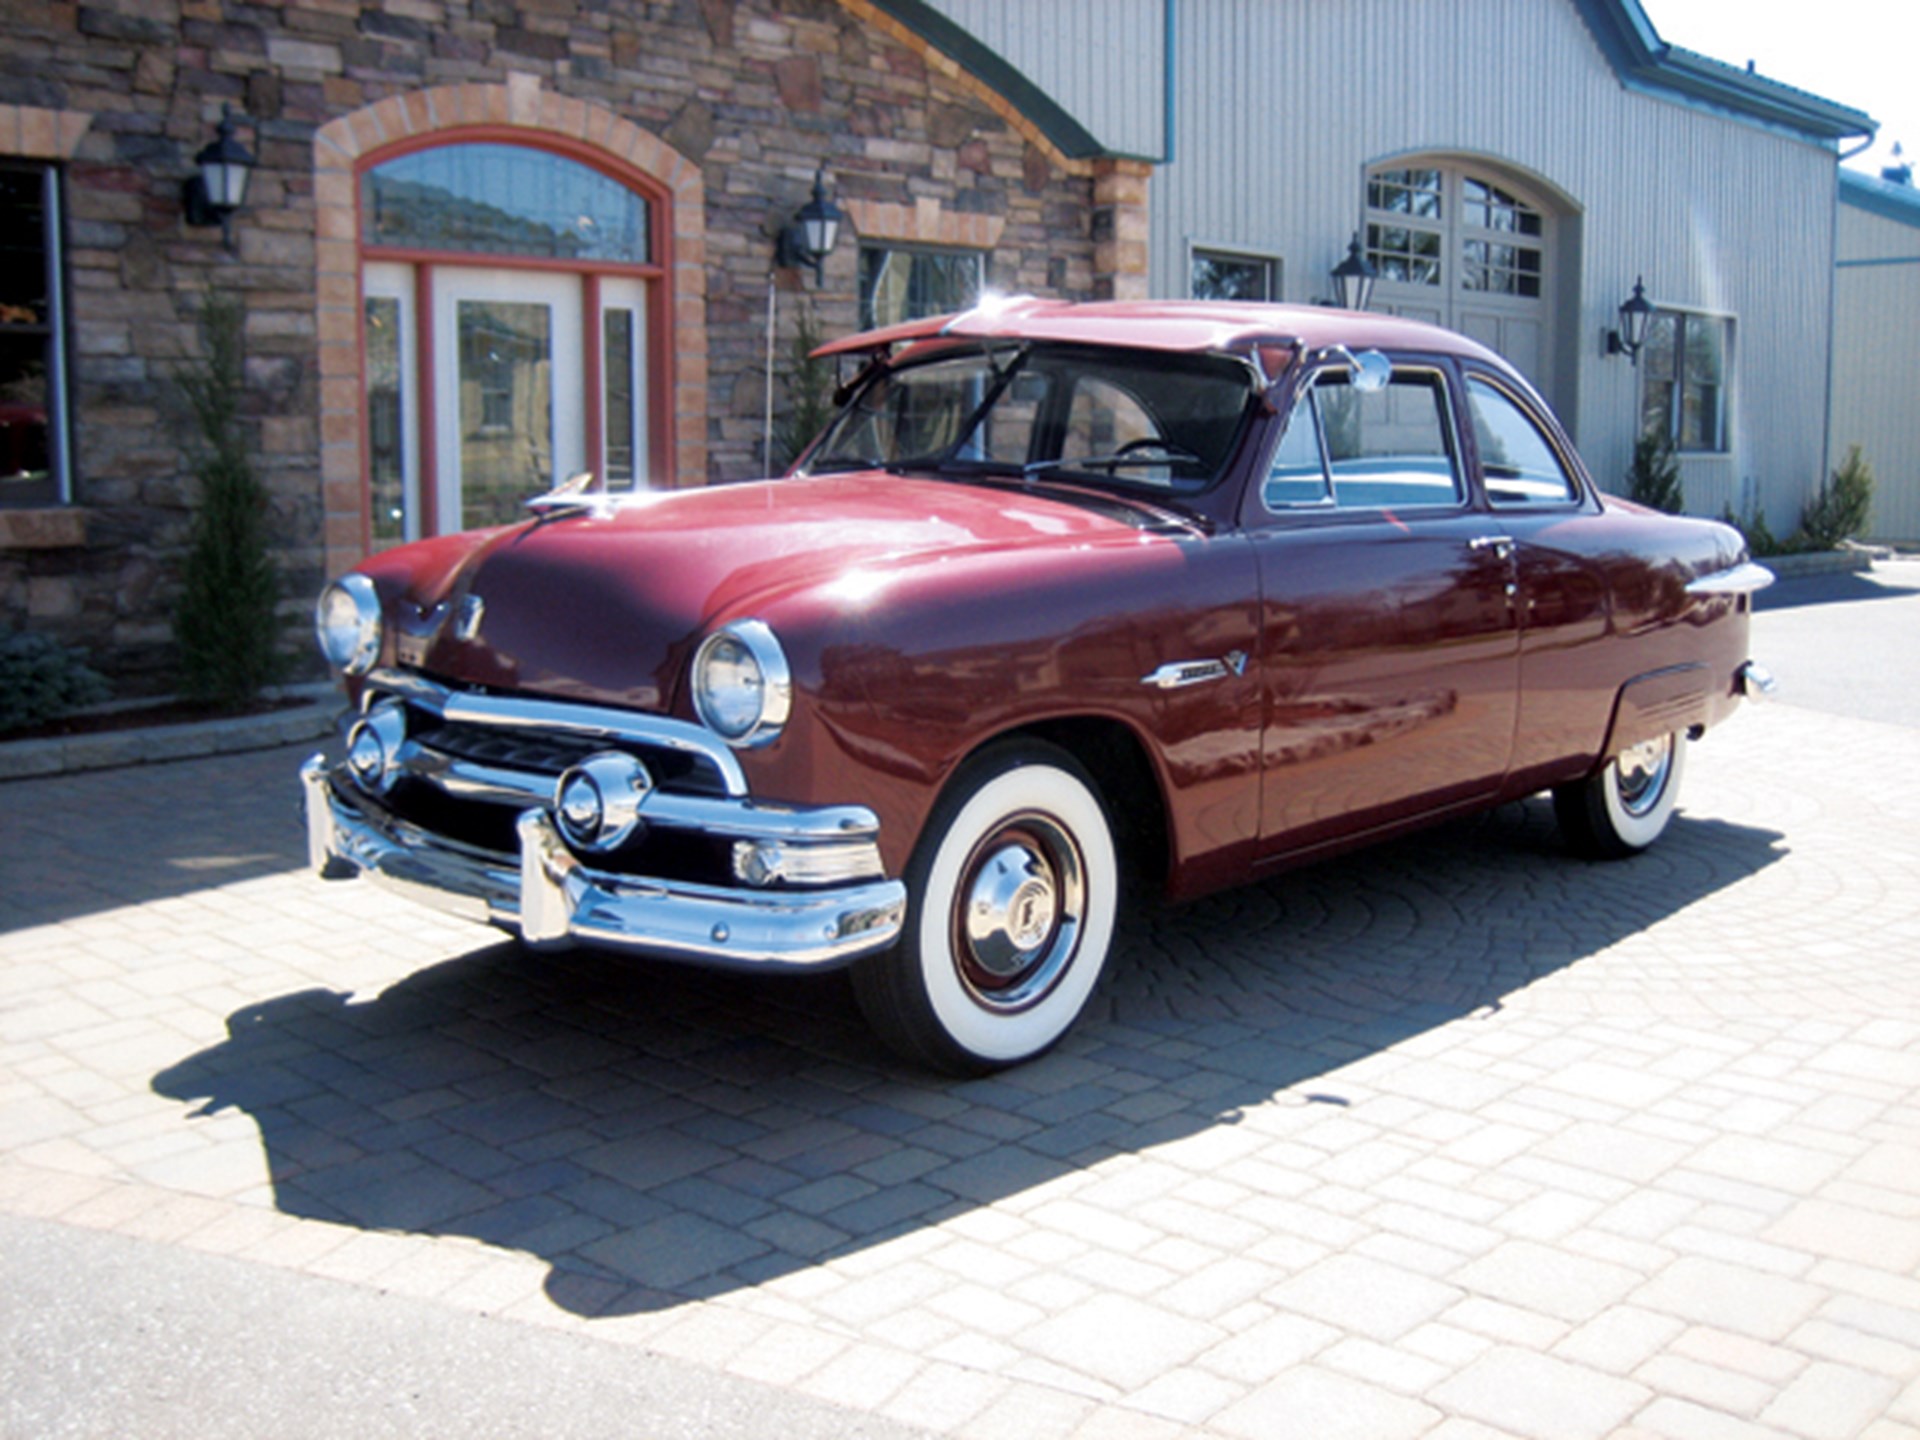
[1330, 232, 1378, 312]
[182, 104, 257, 253]
[1606, 277, 1655, 364]
[774, 166, 846, 285]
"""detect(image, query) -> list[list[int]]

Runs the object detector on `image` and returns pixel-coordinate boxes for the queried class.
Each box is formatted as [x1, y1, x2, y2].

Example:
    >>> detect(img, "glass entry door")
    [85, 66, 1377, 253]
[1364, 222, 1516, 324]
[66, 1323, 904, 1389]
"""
[432, 270, 584, 532]
[360, 262, 651, 544]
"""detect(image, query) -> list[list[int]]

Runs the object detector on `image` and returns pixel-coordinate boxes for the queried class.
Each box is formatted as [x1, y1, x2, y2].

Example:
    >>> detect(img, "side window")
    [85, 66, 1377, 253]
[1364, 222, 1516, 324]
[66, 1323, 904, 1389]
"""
[1466, 375, 1579, 505]
[1264, 389, 1332, 507]
[1318, 370, 1462, 509]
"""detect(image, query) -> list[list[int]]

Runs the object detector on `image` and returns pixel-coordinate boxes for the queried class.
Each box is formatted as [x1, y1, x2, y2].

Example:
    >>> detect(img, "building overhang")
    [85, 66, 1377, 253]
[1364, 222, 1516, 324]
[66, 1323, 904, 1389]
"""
[1573, 0, 1876, 145]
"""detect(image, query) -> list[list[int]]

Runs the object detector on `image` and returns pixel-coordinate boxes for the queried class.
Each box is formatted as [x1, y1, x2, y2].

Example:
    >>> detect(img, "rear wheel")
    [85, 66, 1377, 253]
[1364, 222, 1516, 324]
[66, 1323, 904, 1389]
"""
[852, 742, 1117, 1073]
[1553, 731, 1686, 859]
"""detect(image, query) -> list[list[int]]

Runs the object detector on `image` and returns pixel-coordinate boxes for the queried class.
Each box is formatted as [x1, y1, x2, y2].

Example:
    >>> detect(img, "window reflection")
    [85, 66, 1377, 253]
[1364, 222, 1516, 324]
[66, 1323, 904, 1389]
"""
[457, 300, 553, 528]
[364, 296, 407, 542]
[0, 163, 64, 505]
[603, 308, 636, 487]
[859, 246, 982, 329]
[363, 144, 650, 264]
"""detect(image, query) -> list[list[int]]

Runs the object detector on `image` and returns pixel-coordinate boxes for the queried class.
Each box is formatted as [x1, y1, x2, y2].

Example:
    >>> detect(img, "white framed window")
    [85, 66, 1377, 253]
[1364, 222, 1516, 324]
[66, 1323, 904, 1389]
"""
[1640, 309, 1732, 454]
[1189, 246, 1279, 301]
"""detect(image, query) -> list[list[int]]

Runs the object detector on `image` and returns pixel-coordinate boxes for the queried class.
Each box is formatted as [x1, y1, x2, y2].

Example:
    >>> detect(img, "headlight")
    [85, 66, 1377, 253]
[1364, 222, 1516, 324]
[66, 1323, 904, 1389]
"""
[315, 574, 382, 676]
[692, 620, 791, 748]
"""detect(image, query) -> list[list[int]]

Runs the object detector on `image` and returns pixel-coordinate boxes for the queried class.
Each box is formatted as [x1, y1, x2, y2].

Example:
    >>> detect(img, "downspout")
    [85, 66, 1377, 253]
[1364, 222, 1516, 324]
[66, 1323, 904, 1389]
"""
[1162, 0, 1176, 166]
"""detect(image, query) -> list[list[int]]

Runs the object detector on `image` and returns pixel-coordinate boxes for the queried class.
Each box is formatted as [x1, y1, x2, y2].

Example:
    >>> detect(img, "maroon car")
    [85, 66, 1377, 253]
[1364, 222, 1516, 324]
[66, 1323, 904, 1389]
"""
[303, 299, 1773, 1071]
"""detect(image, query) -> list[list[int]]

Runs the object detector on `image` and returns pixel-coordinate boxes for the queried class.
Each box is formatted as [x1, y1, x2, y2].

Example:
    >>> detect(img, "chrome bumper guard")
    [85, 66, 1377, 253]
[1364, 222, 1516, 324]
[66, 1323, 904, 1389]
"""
[300, 755, 907, 971]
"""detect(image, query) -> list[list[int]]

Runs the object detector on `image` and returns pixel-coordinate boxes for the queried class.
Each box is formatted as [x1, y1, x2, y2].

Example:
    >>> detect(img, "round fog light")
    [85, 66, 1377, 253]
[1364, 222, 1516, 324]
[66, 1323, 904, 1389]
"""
[553, 752, 653, 853]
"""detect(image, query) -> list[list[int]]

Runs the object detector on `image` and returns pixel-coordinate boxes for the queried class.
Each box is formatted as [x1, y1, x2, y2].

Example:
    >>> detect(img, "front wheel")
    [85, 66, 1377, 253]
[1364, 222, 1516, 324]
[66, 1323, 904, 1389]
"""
[852, 743, 1118, 1073]
[1553, 731, 1686, 859]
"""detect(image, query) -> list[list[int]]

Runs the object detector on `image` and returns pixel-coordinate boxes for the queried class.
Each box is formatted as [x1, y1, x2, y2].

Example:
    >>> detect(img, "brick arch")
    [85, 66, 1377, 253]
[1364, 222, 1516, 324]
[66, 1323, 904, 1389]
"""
[311, 76, 706, 579]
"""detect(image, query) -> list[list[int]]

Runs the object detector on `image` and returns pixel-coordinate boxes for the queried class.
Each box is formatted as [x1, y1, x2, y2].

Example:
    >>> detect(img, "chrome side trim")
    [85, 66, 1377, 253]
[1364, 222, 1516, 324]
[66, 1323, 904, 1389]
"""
[1141, 650, 1248, 690]
[363, 668, 748, 796]
[1686, 561, 1776, 596]
[302, 757, 906, 972]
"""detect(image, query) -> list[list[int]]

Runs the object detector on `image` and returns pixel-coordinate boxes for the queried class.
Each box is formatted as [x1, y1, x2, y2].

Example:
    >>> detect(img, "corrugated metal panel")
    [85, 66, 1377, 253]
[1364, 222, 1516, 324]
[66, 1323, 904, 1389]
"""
[1831, 201, 1920, 542]
[924, 0, 1165, 159]
[1146, 0, 1838, 533]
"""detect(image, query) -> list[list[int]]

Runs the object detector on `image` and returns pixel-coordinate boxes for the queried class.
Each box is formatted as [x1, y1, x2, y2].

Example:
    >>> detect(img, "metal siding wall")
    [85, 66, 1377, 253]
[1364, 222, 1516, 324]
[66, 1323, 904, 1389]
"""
[1831, 203, 1920, 542]
[924, 0, 1165, 159]
[917, 0, 1842, 530]
[1146, 0, 1838, 531]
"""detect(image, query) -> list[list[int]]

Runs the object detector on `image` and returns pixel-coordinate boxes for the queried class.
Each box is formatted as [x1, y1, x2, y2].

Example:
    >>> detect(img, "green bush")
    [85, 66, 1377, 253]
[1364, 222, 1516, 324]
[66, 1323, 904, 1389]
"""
[173, 295, 283, 710]
[1792, 444, 1875, 551]
[1719, 502, 1786, 559]
[1625, 426, 1684, 514]
[0, 629, 110, 735]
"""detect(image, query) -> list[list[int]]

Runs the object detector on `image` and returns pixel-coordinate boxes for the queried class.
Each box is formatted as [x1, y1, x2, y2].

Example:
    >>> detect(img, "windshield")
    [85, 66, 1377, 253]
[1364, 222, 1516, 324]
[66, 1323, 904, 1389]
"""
[805, 343, 1256, 494]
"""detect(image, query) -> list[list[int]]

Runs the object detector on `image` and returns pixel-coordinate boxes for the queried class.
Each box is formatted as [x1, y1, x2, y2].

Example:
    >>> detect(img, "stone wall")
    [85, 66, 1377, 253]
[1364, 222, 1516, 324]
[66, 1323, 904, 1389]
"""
[0, 0, 1127, 697]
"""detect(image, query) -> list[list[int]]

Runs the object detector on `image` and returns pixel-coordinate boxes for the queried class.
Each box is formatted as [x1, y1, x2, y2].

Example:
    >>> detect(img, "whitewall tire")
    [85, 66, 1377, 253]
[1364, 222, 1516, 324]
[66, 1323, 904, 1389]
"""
[1553, 731, 1686, 859]
[852, 742, 1118, 1073]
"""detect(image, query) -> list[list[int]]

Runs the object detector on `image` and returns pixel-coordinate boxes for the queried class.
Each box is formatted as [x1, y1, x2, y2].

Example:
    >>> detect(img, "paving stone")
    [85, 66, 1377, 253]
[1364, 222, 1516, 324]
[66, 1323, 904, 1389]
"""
[5, 704, 1920, 1437]
[1760, 1362, 1902, 1440]
[1018, 1294, 1225, 1391]
[1453, 1238, 1645, 1324]
[1632, 1257, 1827, 1341]
[1263, 1252, 1464, 1341]
[1430, 1346, 1652, 1440]
[1210, 1365, 1440, 1440]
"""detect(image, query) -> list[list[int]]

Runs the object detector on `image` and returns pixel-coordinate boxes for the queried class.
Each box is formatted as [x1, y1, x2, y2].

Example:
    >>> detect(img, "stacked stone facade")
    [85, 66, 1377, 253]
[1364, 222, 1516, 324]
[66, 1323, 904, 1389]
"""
[0, 0, 1146, 697]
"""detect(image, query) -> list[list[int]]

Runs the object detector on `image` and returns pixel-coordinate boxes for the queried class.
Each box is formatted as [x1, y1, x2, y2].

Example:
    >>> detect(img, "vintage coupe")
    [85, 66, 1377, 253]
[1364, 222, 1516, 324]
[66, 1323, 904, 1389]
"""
[303, 299, 1773, 1072]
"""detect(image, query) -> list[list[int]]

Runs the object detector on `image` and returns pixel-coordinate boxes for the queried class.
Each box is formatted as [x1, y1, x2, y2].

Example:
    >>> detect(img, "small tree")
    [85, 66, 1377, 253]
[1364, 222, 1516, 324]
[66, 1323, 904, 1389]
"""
[1793, 444, 1875, 550]
[1625, 425, 1684, 514]
[770, 300, 837, 473]
[1719, 502, 1784, 559]
[173, 295, 282, 709]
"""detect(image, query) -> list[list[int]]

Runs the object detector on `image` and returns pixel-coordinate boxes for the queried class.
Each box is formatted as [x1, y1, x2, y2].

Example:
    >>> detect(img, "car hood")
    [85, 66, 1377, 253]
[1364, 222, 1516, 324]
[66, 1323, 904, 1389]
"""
[375, 474, 1154, 712]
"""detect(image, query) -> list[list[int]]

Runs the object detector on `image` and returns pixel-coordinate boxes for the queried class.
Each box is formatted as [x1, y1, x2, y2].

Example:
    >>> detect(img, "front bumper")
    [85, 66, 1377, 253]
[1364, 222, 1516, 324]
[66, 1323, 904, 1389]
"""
[300, 756, 907, 971]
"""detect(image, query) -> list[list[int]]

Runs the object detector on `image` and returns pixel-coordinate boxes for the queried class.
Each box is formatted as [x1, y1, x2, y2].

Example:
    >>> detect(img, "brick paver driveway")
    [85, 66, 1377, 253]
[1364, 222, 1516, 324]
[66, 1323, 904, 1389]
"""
[4, 693, 1918, 1438]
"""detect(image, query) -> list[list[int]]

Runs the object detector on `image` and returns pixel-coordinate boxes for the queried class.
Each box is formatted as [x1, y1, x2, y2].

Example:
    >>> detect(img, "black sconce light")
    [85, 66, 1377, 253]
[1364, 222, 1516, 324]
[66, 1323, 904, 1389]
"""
[1330, 232, 1378, 312]
[183, 104, 257, 253]
[774, 165, 846, 285]
[1607, 277, 1655, 363]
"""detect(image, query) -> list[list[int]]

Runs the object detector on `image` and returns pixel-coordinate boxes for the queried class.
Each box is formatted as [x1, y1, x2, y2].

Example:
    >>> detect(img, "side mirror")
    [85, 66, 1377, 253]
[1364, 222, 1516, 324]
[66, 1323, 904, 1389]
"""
[1350, 349, 1392, 394]
[1322, 345, 1392, 393]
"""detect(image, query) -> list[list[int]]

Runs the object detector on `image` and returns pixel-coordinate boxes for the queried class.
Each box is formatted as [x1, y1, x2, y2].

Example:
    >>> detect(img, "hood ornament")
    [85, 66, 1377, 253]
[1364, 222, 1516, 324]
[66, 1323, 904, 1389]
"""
[525, 470, 607, 519]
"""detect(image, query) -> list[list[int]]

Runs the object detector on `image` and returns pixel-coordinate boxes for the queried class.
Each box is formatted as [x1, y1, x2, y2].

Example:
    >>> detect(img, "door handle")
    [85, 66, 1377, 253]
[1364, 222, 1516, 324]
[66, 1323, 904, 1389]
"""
[1469, 534, 1515, 559]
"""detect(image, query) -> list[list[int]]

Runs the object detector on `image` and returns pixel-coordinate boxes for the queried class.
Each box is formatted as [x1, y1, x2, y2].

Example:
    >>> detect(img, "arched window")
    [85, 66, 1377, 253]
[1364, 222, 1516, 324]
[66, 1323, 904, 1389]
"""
[1363, 160, 1557, 400]
[357, 139, 665, 543]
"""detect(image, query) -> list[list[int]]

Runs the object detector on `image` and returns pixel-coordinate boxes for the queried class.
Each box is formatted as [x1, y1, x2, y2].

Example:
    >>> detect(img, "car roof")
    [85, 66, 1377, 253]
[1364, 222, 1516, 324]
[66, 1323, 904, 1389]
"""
[812, 296, 1509, 369]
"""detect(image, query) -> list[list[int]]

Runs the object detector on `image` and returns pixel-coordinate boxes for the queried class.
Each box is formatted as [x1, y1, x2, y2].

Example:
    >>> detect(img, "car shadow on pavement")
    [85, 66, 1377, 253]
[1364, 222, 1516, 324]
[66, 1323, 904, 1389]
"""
[151, 796, 1786, 1319]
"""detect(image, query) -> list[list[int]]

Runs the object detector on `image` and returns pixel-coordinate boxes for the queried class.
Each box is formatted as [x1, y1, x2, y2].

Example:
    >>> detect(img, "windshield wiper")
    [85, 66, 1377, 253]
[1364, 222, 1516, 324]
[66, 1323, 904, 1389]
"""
[879, 453, 957, 475]
[1022, 442, 1205, 481]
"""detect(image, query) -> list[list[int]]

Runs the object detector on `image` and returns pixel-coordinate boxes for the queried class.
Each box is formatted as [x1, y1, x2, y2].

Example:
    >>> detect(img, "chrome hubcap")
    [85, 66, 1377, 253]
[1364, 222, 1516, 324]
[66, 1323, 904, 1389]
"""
[953, 818, 1085, 1012]
[966, 844, 1060, 976]
[1614, 735, 1673, 817]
